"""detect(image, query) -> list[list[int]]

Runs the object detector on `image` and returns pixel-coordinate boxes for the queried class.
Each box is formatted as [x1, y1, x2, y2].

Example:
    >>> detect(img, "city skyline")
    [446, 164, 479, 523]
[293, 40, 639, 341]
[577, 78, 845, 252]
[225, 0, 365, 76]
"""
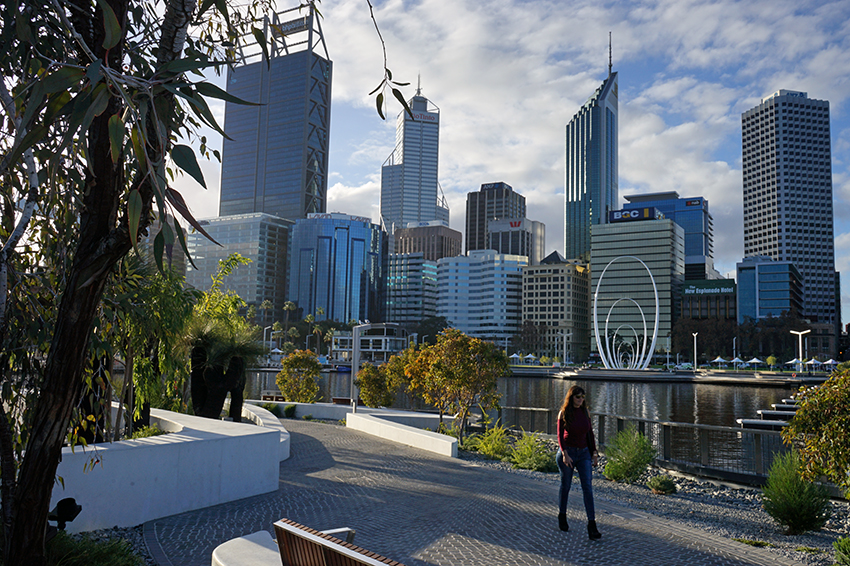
[178, 0, 850, 324]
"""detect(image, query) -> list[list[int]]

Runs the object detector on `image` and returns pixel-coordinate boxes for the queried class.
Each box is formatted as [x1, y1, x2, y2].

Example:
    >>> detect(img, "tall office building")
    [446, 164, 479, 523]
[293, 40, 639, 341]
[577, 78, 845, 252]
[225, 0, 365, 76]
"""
[185, 213, 293, 327]
[437, 250, 527, 344]
[590, 209, 685, 360]
[465, 182, 526, 254]
[219, 5, 331, 221]
[394, 221, 462, 261]
[380, 86, 449, 243]
[385, 253, 438, 325]
[741, 90, 838, 353]
[487, 218, 545, 265]
[736, 256, 803, 325]
[623, 192, 718, 280]
[565, 70, 618, 262]
[288, 213, 386, 324]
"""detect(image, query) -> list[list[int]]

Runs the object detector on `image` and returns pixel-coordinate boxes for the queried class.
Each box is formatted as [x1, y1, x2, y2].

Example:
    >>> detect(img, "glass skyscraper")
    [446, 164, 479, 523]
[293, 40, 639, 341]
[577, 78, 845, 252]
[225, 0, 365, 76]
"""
[742, 90, 838, 353]
[565, 72, 618, 262]
[288, 213, 386, 324]
[380, 88, 449, 242]
[623, 192, 717, 280]
[219, 5, 331, 221]
[185, 213, 293, 327]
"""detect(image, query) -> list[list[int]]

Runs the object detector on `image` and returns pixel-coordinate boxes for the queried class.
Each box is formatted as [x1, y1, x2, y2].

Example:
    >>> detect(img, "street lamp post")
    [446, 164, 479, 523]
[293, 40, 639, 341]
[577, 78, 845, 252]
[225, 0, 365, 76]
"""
[556, 331, 572, 365]
[351, 322, 374, 411]
[263, 326, 272, 348]
[692, 332, 698, 370]
[790, 329, 811, 373]
[666, 334, 671, 369]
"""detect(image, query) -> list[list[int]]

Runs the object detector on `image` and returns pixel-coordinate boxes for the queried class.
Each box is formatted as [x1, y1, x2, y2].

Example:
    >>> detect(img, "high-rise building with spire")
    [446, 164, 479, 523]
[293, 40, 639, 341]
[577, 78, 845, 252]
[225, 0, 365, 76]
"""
[380, 80, 449, 248]
[219, 4, 331, 221]
[741, 89, 839, 357]
[564, 40, 618, 262]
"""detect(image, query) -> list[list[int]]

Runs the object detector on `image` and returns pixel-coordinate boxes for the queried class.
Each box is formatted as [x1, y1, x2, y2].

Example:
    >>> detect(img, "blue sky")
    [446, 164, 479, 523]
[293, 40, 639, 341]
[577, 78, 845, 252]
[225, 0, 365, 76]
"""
[180, 0, 850, 324]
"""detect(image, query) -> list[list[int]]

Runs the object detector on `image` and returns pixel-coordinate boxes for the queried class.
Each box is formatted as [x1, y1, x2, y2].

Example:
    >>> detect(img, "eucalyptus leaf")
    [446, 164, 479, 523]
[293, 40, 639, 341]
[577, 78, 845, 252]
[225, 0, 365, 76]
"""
[171, 144, 207, 189]
[95, 0, 122, 49]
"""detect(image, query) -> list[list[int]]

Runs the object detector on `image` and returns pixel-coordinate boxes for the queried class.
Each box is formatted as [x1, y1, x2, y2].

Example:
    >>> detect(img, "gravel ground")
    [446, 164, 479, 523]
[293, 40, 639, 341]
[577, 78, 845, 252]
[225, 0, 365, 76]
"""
[459, 449, 850, 566]
[83, 426, 849, 566]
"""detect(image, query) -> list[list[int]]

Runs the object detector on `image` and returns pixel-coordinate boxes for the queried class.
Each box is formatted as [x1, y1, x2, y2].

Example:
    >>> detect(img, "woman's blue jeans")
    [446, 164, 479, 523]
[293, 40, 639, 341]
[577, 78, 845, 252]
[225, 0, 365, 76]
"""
[556, 447, 595, 521]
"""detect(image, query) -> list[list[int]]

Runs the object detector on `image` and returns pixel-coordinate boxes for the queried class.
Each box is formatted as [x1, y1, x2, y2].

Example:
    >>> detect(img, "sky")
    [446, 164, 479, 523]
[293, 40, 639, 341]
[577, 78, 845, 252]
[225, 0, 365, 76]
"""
[178, 0, 850, 325]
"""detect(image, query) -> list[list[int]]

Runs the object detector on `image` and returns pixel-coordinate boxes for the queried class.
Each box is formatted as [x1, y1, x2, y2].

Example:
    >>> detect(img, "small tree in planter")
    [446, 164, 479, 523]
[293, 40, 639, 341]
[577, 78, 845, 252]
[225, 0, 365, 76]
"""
[277, 350, 322, 403]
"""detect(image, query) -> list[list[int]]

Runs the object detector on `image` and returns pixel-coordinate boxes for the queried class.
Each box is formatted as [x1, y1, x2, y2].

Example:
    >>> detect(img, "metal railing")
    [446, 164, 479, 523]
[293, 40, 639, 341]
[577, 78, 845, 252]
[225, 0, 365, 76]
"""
[499, 406, 789, 486]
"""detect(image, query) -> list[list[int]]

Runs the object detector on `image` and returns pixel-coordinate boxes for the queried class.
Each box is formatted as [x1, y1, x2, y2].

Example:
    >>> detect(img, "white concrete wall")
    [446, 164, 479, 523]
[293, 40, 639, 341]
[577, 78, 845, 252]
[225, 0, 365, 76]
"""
[52, 409, 281, 533]
[346, 413, 457, 458]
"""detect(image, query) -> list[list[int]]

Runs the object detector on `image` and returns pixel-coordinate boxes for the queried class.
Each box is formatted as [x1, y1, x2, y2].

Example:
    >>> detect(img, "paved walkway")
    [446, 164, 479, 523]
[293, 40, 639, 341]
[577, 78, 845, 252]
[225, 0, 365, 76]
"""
[144, 420, 804, 566]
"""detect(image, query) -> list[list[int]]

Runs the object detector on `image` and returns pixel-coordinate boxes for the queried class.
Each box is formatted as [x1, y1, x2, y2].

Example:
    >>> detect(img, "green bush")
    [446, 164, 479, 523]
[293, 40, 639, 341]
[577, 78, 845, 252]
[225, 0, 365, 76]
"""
[45, 531, 144, 566]
[260, 402, 284, 417]
[463, 423, 512, 460]
[509, 431, 558, 472]
[762, 451, 831, 535]
[283, 404, 296, 418]
[834, 537, 850, 565]
[130, 425, 167, 439]
[647, 474, 677, 495]
[602, 425, 656, 483]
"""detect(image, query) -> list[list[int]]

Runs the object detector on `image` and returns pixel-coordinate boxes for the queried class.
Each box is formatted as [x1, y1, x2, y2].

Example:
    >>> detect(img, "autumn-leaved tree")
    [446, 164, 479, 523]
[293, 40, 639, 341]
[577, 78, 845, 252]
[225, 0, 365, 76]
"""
[354, 362, 394, 408]
[782, 365, 850, 497]
[276, 350, 321, 403]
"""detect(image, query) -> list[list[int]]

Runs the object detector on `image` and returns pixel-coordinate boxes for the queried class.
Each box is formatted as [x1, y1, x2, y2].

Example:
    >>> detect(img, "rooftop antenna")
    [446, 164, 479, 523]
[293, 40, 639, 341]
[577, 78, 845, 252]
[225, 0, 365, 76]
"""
[608, 32, 612, 76]
[416, 73, 422, 96]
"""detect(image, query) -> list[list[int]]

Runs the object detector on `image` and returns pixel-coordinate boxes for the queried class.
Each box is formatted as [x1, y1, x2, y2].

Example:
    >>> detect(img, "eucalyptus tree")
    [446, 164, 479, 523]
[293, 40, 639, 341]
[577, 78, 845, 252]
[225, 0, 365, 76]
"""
[0, 0, 410, 561]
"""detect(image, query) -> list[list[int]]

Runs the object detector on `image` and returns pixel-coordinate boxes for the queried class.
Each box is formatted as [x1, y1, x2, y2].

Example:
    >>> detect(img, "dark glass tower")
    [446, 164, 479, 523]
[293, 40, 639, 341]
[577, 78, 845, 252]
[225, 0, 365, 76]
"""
[464, 182, 526, 254]
[564, 71, 618, 262]
[219, 5, 331, 221]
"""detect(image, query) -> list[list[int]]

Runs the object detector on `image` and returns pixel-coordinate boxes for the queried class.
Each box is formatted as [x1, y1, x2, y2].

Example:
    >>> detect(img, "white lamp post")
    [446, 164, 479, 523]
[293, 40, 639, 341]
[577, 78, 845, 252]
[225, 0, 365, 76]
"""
[263, 325, 272, 348]
[692, 332, 698, 369]
[790, 329, 811, 373]
[351, 321, 373, 410]
[557, 331, 572, 365]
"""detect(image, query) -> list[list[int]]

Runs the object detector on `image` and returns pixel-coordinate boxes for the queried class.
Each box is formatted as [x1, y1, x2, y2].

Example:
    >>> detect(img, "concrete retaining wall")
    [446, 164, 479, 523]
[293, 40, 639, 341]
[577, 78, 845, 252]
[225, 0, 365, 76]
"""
[51, 408, 282, 533]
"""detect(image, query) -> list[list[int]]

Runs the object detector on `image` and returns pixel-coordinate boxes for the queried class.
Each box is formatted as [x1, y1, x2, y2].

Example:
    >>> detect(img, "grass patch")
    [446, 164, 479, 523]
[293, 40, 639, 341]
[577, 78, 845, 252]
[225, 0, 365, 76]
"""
[44, 531, 145, 566]
[793, 546, 823, 554]
[733, 538, 775, 548]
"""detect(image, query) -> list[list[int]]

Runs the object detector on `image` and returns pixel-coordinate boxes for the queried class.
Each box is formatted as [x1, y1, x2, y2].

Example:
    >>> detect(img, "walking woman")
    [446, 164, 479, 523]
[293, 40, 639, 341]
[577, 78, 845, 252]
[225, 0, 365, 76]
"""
[556, 385, 602, 539]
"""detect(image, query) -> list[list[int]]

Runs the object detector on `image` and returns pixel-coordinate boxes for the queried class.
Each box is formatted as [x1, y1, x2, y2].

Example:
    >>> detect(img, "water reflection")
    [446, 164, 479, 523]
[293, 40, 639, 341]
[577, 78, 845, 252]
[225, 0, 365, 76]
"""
[247, 370, 796, 433]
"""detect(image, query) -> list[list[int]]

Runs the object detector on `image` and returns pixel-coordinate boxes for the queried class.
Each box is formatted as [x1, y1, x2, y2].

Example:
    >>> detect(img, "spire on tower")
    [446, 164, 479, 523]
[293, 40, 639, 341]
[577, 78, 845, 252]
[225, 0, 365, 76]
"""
[416, 73, 422, 96]
[608, 32, 612, 76]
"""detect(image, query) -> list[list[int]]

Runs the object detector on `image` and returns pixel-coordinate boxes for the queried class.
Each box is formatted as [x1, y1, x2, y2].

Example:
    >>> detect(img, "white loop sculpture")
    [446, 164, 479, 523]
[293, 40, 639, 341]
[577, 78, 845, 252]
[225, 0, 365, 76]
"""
[593, 256, 659, 370]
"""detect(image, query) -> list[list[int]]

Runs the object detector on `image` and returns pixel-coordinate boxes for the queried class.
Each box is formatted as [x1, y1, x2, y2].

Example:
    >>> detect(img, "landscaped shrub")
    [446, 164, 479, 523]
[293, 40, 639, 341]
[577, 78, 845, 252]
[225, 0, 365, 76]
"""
[130, 425, 167, 439]
[602, 425, 656, 483]
[283, 404, 296, 418]
[762, 451, 831, 535]
[463, 423, 512, 460]
[834, 537, 850, 565]
[45, 531, 144, 566]
[647, 474, 677, 495]
[509, 431, 557, 472]
[260, 402, 284, 417]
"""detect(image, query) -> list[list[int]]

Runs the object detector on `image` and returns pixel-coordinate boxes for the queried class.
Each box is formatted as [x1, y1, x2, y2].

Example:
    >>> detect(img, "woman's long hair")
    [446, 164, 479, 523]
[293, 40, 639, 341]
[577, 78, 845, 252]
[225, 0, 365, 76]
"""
[558, 385, 588, 425]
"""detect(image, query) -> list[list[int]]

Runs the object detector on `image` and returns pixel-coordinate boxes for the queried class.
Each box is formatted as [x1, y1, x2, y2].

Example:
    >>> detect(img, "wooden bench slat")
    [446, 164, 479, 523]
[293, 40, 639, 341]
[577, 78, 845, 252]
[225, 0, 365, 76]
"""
[274, 519, 407, 566]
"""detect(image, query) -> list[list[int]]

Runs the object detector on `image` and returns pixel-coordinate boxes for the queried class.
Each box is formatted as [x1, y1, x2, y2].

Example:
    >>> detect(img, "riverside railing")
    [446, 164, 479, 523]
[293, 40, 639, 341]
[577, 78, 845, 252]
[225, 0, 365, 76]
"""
[499, 406, 789, 486]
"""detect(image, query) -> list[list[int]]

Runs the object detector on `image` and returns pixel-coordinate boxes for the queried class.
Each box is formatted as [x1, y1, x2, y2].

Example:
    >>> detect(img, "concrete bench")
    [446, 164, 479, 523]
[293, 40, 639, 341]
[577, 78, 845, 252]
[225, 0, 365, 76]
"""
[274, 518, 406, 566]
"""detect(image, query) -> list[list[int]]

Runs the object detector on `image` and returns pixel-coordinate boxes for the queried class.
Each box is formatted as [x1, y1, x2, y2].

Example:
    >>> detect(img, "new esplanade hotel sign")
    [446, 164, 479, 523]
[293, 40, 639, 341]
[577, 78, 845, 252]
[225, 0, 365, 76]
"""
[683, 280, 736, 296]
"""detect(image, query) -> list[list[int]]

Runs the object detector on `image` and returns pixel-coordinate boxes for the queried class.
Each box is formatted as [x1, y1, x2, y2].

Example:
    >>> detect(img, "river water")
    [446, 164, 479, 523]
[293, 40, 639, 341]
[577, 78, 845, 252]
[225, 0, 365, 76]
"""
[247, 370, 797, 434]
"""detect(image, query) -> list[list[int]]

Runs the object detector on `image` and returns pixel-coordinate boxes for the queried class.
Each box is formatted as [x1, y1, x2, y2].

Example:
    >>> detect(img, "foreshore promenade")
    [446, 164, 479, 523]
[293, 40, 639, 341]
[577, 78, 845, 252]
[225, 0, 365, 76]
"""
[143, 419, 806, 566]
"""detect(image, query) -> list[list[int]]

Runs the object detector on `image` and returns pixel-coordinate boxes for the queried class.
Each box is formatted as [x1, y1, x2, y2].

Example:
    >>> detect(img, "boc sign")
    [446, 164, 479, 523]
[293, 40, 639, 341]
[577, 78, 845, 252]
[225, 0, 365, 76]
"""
[609, 207, 660, 223]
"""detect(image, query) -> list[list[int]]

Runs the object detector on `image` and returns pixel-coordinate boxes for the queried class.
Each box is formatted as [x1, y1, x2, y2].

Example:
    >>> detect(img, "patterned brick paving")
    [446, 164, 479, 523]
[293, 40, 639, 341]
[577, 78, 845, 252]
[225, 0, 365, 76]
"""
[145, 420, 803, 566]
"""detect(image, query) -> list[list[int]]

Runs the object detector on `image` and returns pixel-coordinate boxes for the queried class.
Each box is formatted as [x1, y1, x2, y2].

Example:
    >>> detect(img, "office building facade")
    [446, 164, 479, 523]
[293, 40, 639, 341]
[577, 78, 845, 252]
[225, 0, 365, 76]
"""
[219, 5, 331, 221]
[681, 280, 737, 320]
[465, 182, 526, 254]
[185, 213, 292, 327]
[380, 88, 449, 241]
[385, 253, 438, 325]
[590, 213, 685, 359]
[741, 90, 837, 338]
[521, 252, 590, 362]
[437, 250, 527, 344]
[565, 71, 618, 262]
[736, 256, 803, 324]
[393, 221, 462, 261]
[623, 192, 718, 280]
[487, 218, 545, 265]
[288, 213, 386, 324]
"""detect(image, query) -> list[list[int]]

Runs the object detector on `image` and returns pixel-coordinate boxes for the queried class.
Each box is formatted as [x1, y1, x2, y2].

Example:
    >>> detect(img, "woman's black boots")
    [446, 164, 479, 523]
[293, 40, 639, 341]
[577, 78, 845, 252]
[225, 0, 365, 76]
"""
[587, 520, 601, 540]
[558, 513, 569, 532]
